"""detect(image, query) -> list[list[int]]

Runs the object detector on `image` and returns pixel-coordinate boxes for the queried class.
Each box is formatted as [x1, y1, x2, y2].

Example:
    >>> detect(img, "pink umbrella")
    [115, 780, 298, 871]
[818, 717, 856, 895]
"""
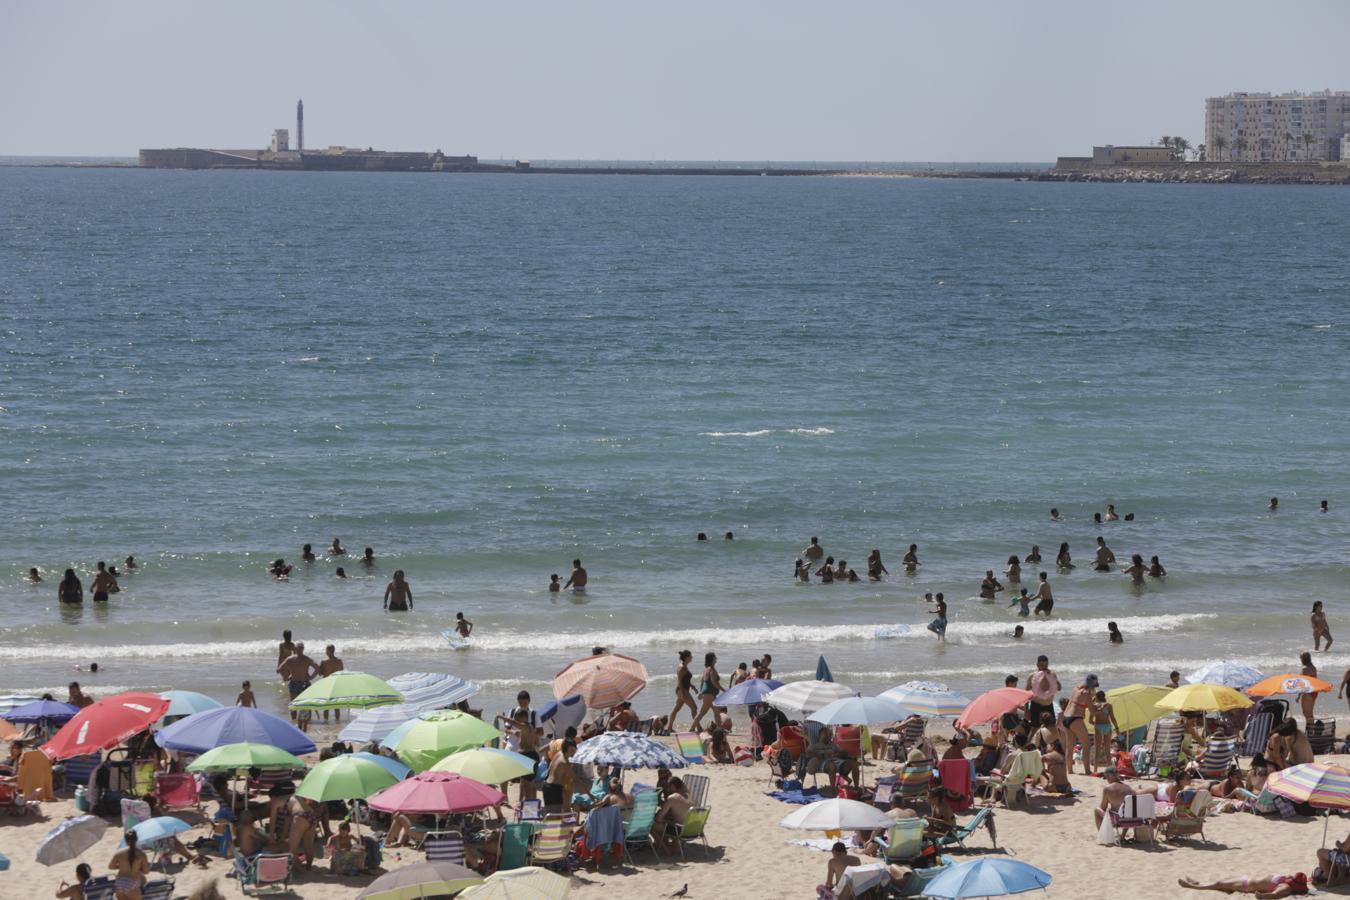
[955, 687, 1034, 729]
[367, 770, 505, 815]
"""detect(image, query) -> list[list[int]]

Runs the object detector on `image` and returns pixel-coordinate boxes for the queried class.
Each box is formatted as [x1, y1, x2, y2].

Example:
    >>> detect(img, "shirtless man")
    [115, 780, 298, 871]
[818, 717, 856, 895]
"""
[902, 544, 919, 573]
[68, 682, 93, 709]
[1030, 572, 1054, 616]
[823, 842, 862, 898]
[318, 645, 344, 722]
[26, 567, 42, 583]
[361, 547, 376, 568]
[803, 537, 824, 561]
[277, 642, 318, 721]
[90, 561, 117, 603]
[1313, 601, 1333, 651]
[109, 829, 150, 900]
[563, 559, 588, 593]
[979, 570, 1004, 600]
[1092, 537, 1117, 572]
[383, 570, 413, 611]
[1025, 656, 1060, 727]
[277, 630, 296, 668]
[329, 537, 346, 555]
[1093, 768, 1136, 830]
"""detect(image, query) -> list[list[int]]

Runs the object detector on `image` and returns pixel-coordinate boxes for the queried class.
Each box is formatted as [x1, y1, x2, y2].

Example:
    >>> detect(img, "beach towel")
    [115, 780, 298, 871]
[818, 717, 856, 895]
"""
[17, 749, 54, 802]
[937, 759, 973, 812]
[768, 787, 823, 805]
[582, 804, 625, 860]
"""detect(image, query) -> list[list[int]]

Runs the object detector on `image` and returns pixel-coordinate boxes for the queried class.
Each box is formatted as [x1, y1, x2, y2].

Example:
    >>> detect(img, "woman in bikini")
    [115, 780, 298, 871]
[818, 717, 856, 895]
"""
[285, 795, 321, 871]
[1312, 601, 1333, 651]
[1178, 873, 1308, 896]
[1300, 651, 1319, 725]
[109, 830, 149, 900]
[1004, 555, 1022, 585]
[1089, 690, 1119, 767]
[1061, 675, 1098, 775]
[691, 652, 722, 732]
[1056, 542, 1074, 571]
[668, 650, 697, 732]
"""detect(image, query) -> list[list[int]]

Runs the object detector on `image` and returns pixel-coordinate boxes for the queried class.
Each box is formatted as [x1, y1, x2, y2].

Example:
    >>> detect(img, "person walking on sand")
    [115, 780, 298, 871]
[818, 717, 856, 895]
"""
[1312, 601, 1334, 651]
[318, 645, 345, 722]
[1061, 674, 1099, 774]
[691, 652, 722, 731]
[383, 570, 413, 611]
[1300, 651, 1319, 726]
[669, 650, 697, 732]
[563, 559, 588, 593]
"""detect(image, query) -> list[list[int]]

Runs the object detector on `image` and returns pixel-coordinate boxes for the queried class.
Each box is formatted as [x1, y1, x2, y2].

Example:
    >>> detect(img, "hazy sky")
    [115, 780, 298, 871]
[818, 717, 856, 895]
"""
[5, 1, 1349, 160]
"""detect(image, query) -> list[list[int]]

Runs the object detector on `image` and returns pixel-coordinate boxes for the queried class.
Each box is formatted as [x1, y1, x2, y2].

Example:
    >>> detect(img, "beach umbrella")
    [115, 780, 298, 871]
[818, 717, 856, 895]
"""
[570, 732, 687, 770]
[809, 696, 908, 727]
[157, 691, 222, 724]
[715, 678, 784, 707]
[4, 700, 79, 724]
[552, 653, 649, 708]
[298, 755, 397, 802]
[539, 695, 586, 734]
[384, 711, 502, 772]
[816, 655, 835, 683]
[289, 671, 402, 711]
[1185, 660, 1264, 690]
[387, 672, 482, 710]
[156, 706, 315, 755]
[44, 692, 170, 760]
[339, 703, 423, 744]
[0, 851, 8, 871]
[955, 688, 1035, 729]
[921, 857, 1052, 898]
[122, 816, 191, 847]
[430, 748, 537, 783]
[1266, 762, 1350, 845]
[780, 798, 894, 831]
[186, 742, 305, 773]
[1104, 684, 1172, 733]
[368, 770, 506, 815]
[1247, 674, 1335, 698]
[354, 860, 483, 900]
[36, 816, 105, 865]
[764, 680, 855, 718]
[458, 866, 572, 900]
[880, 683, 971, 719]
[1157, 683, 1252, 713]
[349, 751, 412, 781]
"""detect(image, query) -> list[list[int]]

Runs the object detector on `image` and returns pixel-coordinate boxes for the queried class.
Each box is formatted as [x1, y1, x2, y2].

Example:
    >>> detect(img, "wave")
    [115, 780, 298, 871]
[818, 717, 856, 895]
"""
[698, 427, 834, 437]
[0, 614, 1214, 662]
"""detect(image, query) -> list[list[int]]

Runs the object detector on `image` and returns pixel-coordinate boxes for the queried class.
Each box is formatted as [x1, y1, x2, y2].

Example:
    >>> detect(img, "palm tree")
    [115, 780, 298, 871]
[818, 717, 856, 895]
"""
[1196, 143, 1206, 162]
[1302, 132, 1315, 160]
[1235, 137, 1249, 161]
[1159, 135, 1172, 150]
[1212, 135, 1227, 162]
[1283, 132, 1294, 162]
[1172, 137, 1191, 161]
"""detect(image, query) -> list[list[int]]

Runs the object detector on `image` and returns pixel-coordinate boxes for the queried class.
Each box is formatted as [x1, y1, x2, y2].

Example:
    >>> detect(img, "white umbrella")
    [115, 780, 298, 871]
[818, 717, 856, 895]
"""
[340, 703, 424, 744]
[387, 673, 482, 711]
[879, 682, 970, 719]
[780, 798, 894, 831]
[764, 680, 855, 718]
[36, 816, 106, 866]
[1185, 660, 1264, 689]
[808, 696, 907, 726]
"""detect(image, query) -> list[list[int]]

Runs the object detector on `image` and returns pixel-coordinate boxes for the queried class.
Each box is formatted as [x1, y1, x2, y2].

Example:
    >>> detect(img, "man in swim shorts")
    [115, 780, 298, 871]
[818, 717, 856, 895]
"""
[1092, 537, 1116, 572]
[1025, 655, 1060, 727]
[277, 642, 318, 721]
[1030, 572, 1054, 616]
[564, 559, 588, 593]
[90, 561, 117, 602]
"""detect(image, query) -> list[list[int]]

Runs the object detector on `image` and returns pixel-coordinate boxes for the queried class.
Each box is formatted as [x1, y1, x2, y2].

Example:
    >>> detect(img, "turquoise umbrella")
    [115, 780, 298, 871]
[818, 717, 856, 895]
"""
[922, 858, 1051, 898]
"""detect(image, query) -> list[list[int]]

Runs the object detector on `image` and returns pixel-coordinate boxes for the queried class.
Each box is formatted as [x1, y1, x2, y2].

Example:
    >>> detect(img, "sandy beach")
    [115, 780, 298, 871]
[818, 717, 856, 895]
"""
[6, 719, 1349, 900]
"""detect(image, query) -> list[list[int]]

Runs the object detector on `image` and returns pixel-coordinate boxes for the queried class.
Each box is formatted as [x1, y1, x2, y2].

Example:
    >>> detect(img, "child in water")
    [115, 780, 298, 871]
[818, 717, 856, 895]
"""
[548, 574, 561, 593]
[237, 681, 256, 707]
[1009, 588, 1032, 617]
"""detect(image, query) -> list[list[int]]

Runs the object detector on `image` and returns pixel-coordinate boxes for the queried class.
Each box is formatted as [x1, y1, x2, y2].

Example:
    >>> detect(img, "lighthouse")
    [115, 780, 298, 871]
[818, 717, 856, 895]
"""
[296, 99, 304, 152]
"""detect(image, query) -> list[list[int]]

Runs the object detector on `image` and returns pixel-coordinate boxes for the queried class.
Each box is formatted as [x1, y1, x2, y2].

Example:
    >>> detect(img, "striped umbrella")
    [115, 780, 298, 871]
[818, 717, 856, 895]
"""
[879, 682, 970, 718]
[570, 732, 687, 770]
[552, 653, 649, 708]
[458, 866, 572, 899]
[1267, 762, 1350, 845]
[340, 704, 423, 744]
[1185, 660, 1264, 690]
[764, 680, 855, 718]
[387, 672, 482, 711]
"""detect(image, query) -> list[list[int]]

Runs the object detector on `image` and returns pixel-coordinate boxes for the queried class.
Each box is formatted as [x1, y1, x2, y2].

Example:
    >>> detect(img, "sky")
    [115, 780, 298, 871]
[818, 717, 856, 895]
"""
[3, 1, 1349, 161]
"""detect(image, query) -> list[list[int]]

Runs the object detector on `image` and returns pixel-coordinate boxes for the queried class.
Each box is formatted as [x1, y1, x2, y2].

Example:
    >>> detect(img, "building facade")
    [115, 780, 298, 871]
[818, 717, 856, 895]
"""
[1092, 145, 1174, 165]
[1205, 91, 1350, 162]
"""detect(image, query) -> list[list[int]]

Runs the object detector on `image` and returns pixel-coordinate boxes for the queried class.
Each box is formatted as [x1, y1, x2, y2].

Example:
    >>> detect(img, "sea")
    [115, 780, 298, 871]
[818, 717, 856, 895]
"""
[2, 165, 1349, 724]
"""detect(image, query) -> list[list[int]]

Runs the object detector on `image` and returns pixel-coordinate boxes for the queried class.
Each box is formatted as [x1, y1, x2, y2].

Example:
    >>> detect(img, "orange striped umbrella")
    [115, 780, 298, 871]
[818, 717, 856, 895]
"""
[1247, 674, 1335, 697]
[552, 653, 649, 708]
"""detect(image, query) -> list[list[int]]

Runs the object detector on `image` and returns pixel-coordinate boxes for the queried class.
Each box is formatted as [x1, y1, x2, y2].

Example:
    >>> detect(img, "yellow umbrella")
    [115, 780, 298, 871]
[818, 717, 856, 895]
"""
[1157, 683, 1252, 713]
[1104, 684, 1172, 732]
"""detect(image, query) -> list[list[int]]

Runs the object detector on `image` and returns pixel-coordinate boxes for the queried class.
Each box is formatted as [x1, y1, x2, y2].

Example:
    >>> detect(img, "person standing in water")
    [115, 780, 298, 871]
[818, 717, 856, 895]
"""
[1312, 602, 1333, 651]
[361, 547, 376, 568]
[1108, 622, 1124, 643]
[979, 570, 1004, 600]
[548, 574, 561, 593]
[803, 537, 824, 561]
[1268, 497, 1279, 512]
[90, 561, 117, 602]
[668, 650, 697, 731]
[1055, 543, 1073, 571]
[1122, 554, 1147, 586]
[1031, 572, 1054, 616]
[1005, 555, 1022, 585]
[383, 570, 413, 611]
[1092, 537, 1117, 572]
[1026, 545, 1042, 564]
[453, 612, 472, 637]
[867, 549, 888, 580]
[27, 567, 42, 583]
[902, 544, 919, 573]
[1105, 504, 1119, 522]
[58, 569, 84, 604]
[1148, 556, 1167, 578]
[927, 592, 948, 642]
[1300, 651, 1319, 726]
[1321, 500, 1329, 513]
[301, 544, 316, 562]
[563, 559, 588, 593]
[329, 537, 346, 555]
[1009, 588, 1031, 617]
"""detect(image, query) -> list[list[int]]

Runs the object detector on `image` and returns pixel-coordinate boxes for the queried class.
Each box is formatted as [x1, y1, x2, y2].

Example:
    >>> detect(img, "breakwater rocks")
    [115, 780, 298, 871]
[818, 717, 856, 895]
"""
[1044, 165, 1350, 185]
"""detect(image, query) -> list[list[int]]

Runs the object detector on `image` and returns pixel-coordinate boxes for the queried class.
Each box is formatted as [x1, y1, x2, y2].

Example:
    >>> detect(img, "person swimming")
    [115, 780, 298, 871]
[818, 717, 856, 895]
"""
[1108, 621, 1124, 644]
[26, 567, 41, 583]
[1269, 497, 1279, 512]
[361, 547, 376, 567]
[1105, 504, 1119, 522]
[301, 543, 316, 562]
[1026, 545, 1042, 564]
[1012, 625, 1025, 639]
[1093, 512, 1103, 525]
[1056, 542, 1073, 570]
[696, 532, 708, 541]
[335, 567, 348, 579]
[1049, 507, 1062, 521]
[902, 544, 919, 573]
[330, 537, 346, 555]
[269, 558, 292, 580]
[1148, 555, 1167, 578]
[1321, 500, 1329, 513]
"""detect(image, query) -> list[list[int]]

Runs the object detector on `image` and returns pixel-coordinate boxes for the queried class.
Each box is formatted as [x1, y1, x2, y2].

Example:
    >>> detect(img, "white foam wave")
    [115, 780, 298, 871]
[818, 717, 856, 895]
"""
[698, 427, 834, 438]
[785, 427, 835, 435]
[0, 614, 1214, 662]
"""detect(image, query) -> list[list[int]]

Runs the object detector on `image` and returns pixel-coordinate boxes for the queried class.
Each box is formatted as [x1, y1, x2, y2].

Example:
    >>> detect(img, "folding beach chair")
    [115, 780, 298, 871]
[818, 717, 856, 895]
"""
[622, 789, 662, 863]
[498, 822, 532, 870]
[527, 817, 573, 870]
[0, 781, 34, 817]
[422, 830, 466, 865]
[236, 852, 292, 895]
[1242, 711, 1274, 758]
[934, 806, 997, 850]
[1197, 736, 1238, 779]
[1148, 719, 1184, 777]
[988, 748, 1041, 808]
[683, 773, 710, 809]
[154, 771, 201, 812]
[517, 797, 543, 822]
[1309, 719, 1338, 755]
[872, 775, 898, 809]
[1108, 793, 1157, 845]
[668, 806, 711, 860]
[1164, 789, 1211, 843]
[58, 751, 102, 795]
[81, 878, 117, 900]
[896, 762, 933, 806]
[674, 732, 704, 764]
[882, 818, 931, 865]
[141, 879, 175, 900]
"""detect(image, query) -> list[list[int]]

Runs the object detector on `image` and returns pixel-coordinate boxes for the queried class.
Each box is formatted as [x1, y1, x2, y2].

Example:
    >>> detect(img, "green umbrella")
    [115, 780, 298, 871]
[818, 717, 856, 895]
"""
[290, 671, 402, 711]
[429, 747, 536, 783]
[186, 742, 306, 773]
[389, 711, 501, 772]
[297, 754, 398, 802]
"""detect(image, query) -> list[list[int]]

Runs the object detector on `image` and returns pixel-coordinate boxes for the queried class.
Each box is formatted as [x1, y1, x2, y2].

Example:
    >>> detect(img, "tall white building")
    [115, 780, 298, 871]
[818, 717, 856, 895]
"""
[1205, 91, 1350, 162]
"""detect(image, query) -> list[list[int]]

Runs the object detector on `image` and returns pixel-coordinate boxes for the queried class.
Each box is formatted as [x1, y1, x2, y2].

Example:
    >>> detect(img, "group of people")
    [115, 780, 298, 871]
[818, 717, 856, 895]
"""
[270, 537, 375, 580]
[273, 631, 345, 731]
[29, 558, 137, 604]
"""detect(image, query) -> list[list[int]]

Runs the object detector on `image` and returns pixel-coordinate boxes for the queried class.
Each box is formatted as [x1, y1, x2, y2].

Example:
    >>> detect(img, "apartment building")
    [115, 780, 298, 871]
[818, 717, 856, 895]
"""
[1205, 91, 1350, 162]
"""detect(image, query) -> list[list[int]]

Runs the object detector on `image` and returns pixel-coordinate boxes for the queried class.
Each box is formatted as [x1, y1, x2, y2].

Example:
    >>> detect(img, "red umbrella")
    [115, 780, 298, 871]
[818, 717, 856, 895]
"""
[955, 687, 1035, 729]
[367, 770, 505, 815]
[43, 692, 170, 760]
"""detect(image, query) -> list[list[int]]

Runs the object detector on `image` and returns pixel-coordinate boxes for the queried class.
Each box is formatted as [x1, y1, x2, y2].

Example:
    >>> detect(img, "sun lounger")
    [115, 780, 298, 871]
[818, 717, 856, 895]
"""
[1148, 719, 1184, 777]
[528, 816, 572, 870]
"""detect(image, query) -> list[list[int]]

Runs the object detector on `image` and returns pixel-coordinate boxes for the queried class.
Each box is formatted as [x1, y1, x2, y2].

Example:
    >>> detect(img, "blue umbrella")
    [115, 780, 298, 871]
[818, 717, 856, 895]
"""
[571, 732, 687, 770]
[5, 700, 79, 724]
[714, 678, 784, 707]
[816, 655, 834, 683]
[158, 691, 223, 721]
[539, 695, 586, 732]
[1185, 660, 1264, 690]
[349, 751, 411, 780]
[339, 703, 422, 744]
[922, 858, 1051, 898]
[120, 816, 190, 848]
[0, 850, 9, 870]
[156, 706, 316, 755]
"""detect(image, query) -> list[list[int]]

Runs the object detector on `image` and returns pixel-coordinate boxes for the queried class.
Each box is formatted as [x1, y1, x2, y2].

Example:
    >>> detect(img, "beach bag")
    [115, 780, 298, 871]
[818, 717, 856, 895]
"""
[1115, 750, 1137, 778]
[734, 746, 754, 767]
[1096, 811, 1117, 845]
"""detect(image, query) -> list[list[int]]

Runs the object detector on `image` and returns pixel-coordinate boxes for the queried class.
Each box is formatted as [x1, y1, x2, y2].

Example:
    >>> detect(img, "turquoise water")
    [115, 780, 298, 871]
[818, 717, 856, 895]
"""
[2, 169, 1349, 718]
